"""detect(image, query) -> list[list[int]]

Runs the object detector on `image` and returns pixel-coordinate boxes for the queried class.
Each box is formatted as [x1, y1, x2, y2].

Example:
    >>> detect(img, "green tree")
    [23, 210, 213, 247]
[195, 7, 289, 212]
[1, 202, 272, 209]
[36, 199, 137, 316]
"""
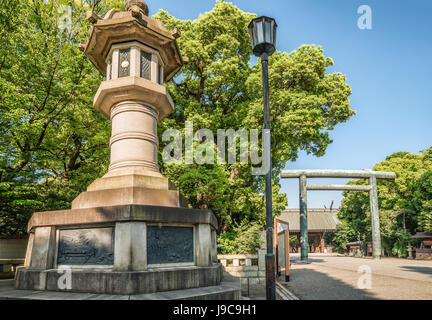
[330, 221, 357, 253]
[154, 1, 354, 242]
[413, 171, 432, 232]
[217, 220, 263, 254]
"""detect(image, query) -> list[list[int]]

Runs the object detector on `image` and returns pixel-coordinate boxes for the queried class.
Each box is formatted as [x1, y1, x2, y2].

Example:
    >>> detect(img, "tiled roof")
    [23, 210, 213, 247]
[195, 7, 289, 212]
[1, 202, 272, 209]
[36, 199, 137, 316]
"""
[277, 209, 341, 232]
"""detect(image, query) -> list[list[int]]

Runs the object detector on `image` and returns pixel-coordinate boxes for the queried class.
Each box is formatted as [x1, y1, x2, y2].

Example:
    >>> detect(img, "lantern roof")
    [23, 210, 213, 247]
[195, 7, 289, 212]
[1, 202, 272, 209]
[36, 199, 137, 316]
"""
[81, 0, 184, 82]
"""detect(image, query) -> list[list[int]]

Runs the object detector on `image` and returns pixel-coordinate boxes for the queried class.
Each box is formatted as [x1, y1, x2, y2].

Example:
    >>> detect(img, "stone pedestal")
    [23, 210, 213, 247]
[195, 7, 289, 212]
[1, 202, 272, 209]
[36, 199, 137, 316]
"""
[16, 205, 225, 296]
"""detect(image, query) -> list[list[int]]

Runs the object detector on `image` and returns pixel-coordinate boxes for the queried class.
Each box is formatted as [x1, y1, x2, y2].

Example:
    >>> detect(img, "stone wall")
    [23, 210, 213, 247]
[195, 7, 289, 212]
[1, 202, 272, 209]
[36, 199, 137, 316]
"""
[0, 237, 28, 259]
[218, 249, 266, 295]
[0, 237, 28, 278]
[416, 248, 432, 260]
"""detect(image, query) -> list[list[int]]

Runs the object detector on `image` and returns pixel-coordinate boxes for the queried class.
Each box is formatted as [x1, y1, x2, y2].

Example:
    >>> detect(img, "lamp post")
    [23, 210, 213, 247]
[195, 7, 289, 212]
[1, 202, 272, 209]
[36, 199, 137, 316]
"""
[248, 16, 277, 301]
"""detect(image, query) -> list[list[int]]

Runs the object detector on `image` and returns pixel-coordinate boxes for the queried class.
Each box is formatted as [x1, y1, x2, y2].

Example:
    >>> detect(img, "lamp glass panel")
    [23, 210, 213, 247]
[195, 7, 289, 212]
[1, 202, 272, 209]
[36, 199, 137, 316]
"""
[265, 20, 272, 43]
[256, 21, 264, 43]
[252, 24, 258, 47]
[249, 29, 254, 47]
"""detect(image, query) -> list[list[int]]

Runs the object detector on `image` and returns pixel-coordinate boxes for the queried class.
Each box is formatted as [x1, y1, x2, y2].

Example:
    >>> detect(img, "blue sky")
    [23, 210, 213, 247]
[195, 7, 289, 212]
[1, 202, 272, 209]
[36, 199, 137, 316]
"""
[150, 0, 432, 209]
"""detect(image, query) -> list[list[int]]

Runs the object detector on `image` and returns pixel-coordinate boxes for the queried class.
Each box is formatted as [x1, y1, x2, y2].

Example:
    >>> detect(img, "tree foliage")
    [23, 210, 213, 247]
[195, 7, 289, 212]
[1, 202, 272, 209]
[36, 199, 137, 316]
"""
[217, 220, 263, 255]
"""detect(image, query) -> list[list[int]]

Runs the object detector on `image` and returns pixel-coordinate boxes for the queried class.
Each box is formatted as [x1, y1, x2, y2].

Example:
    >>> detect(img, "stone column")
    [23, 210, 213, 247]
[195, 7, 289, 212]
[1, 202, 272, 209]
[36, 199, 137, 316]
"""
[297, 234, 301, 253]
[299, 175, 308, 261]
[108, 100, 160, 176]
[369, 175, 382, 259]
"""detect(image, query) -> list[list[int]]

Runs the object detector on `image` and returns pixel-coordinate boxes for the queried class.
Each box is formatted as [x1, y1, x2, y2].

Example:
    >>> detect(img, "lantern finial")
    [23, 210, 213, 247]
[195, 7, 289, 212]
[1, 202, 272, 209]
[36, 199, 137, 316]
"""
[125, 0, 149, 16]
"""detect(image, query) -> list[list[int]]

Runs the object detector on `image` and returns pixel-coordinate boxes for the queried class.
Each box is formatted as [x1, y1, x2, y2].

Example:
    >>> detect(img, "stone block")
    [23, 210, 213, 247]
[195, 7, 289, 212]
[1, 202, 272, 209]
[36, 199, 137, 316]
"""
[29, 227, 55, 270]
[243, 266, 259, 272]
[2, 264, 12, 273]
[258, 249, 266, 270]
[15, 269, 48, 291]
[27, 205, 218, 233]
[24, 233, 34, 268]
[71, 187, 181, 210]
[16, 264, 224, 295]
[238, 271, 258, 278]
[211, 229, 218, 263]
[248, 278, 260, 285]
[195, 224, 211, 267]
[87, 174, 172, 192]
[94, 77, 174, 121]
[114, 222, 147, 271]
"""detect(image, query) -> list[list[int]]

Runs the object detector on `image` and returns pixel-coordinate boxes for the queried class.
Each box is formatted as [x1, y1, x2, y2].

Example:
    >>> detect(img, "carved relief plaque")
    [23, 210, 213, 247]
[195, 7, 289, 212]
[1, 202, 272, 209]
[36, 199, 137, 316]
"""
[57, 228, 114, 266]
[147, 226, 194, 265]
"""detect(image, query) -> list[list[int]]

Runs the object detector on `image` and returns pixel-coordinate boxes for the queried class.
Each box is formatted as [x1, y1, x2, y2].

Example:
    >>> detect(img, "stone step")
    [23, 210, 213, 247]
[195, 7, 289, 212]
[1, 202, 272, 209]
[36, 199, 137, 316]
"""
[0, 280, 241, 300]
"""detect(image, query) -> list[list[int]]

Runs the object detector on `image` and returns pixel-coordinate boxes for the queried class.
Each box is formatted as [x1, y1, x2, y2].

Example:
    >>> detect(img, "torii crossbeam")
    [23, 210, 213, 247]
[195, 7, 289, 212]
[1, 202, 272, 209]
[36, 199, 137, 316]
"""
[280, 170, 396, 260]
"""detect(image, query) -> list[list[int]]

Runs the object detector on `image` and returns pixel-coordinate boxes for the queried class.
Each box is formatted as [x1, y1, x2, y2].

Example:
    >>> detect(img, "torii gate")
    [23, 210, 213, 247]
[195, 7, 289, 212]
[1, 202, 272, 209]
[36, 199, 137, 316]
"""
[280, 170, 396, 261]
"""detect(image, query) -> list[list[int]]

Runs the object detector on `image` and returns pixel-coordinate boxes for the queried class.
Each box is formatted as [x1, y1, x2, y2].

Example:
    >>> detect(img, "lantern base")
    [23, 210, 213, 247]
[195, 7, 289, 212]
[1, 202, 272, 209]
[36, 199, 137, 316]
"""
[15, 265, 227, 296]
[15, 204, 227, 298]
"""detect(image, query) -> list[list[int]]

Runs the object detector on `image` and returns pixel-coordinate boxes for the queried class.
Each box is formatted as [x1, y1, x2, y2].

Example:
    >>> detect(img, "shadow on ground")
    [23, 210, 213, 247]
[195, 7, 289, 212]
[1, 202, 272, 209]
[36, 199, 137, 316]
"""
[400, 266, 432, 277]
[282, 268, 377, 300]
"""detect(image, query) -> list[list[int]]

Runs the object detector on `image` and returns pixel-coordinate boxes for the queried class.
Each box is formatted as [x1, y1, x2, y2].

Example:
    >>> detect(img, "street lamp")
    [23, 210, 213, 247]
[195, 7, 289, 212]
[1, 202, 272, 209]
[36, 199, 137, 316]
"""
[248, 16, 277, 301]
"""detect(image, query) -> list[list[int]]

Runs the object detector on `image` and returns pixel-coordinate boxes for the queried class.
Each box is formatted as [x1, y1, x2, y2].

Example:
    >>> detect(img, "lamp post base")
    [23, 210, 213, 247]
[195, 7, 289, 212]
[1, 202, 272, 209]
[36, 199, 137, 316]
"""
[265, 253, 276, 300]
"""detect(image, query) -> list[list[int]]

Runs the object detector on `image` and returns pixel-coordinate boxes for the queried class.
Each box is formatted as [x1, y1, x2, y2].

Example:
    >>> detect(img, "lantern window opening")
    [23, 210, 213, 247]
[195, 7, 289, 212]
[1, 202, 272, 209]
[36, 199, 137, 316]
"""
[118, 48, 131, 78]
[141, 50, 152, 80]
[106, 41, 165, 67]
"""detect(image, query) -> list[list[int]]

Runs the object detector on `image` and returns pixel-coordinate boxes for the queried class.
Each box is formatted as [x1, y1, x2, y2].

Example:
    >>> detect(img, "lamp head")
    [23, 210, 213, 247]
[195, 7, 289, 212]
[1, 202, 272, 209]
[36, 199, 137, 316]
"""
[248, 16, 277, 57]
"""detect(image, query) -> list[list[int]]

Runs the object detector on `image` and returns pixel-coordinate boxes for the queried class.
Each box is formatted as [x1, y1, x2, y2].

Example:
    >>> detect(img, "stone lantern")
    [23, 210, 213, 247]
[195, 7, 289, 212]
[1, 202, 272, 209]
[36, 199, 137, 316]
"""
[73, 0, 184, 209]
[16, 0, 240, 299]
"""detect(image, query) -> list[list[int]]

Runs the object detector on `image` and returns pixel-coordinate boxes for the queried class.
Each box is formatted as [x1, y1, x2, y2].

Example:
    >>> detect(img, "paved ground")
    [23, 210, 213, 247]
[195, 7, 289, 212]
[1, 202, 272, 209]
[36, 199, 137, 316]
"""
[279, 254, 432, 300]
